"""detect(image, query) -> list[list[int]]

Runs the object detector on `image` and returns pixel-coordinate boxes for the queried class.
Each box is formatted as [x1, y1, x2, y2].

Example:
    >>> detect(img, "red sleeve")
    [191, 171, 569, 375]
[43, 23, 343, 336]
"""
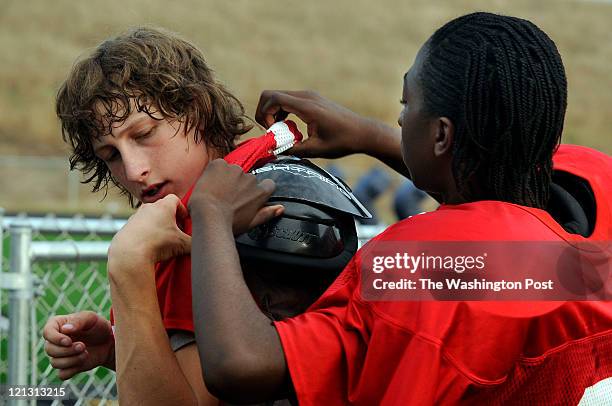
[274, 256, 470, 405]
[552, 144, 611, 241]
[273, 259, 361, 405]
[154, 216, 195, 332]
[272, 228, 454, 404]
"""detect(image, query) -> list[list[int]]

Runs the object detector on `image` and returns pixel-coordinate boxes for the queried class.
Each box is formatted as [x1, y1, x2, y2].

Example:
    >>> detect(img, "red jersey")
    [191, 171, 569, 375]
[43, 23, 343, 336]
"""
[274, 145, 612, 405]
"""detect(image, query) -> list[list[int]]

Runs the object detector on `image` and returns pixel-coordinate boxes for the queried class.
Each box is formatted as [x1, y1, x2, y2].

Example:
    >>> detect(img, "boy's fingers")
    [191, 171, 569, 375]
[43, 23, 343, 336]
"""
[258, 179, 276, 196]
[287, 137, 320, 158]
[282, 90, 319, 99]
[63, 311, 98, 334]
[43, 318, 71, 346]
[256, 91, 312, 128]
[273, 109, 289, 123]
[159, 194, 188, 223]
[256, 91, 285, 127]
[178, 234, 192, 255]
[175, 198, 189, 222]
[254, 180, 277, 211]
[49, 352, 88, 369]
[249, 205, 284, 230]
[57, 366, 83, 381]
[45, 341, 85, 357]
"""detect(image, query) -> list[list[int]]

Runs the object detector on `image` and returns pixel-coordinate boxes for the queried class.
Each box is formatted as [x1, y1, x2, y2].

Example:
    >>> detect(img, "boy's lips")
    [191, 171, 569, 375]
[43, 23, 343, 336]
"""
[141, 181, 170, 203]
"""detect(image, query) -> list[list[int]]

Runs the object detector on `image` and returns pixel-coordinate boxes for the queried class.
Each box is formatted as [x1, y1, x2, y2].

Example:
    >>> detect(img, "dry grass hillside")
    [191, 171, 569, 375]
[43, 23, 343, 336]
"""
[1, 0, 610, 218]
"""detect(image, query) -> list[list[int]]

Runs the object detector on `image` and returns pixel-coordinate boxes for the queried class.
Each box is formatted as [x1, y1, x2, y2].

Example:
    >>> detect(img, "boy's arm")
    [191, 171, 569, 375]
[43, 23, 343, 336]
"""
[190, 205, 289, 403]
[255, 90, 410, 178]
[176, 344, 219, 406]
[108, 195, 216, 406]
[188, 160, 292, 403]
[109, 261, 202, 405]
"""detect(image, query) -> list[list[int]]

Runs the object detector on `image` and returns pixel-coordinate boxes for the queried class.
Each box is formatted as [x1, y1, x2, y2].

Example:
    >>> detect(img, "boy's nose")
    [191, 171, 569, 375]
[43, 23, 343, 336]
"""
[124, 155, 150, 183]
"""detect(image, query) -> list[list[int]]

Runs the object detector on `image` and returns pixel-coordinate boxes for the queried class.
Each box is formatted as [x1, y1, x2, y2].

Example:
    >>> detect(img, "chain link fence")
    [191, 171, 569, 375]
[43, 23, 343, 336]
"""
[1, 211, 123, 405]
[0, 210, 385, 405]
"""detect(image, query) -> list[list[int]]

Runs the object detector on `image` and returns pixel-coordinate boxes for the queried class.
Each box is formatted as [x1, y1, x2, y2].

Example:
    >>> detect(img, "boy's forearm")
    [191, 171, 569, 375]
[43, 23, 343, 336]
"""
[361, 118, 410, 178]
[108, 262, 197, 406]
[190, 206, 287, 402]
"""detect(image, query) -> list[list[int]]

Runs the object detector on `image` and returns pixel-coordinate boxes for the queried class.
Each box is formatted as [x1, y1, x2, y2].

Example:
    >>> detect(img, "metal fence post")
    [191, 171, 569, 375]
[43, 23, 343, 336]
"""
[1, 207, 4, 272]
[1, 207, 4, 324]
[8, 224, 32, 406]
[0, 207, 4, 392]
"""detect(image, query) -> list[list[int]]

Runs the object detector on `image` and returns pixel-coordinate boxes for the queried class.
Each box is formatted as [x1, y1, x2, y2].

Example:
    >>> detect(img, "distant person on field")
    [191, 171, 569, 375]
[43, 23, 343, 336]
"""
[352, 167, 391, 225]
[393, 179, 428, 219]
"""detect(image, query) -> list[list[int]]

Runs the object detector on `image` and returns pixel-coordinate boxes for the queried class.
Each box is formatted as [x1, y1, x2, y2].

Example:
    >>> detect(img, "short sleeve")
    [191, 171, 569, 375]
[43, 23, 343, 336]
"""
[273, 260, 367, 405]
[272, 253, 468, 405]
[168, 330, 196, 352]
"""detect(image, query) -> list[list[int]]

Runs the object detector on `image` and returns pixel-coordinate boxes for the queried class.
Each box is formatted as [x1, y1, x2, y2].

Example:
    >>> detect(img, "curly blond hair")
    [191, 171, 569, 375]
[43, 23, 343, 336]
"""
[56, 26, 252, 206]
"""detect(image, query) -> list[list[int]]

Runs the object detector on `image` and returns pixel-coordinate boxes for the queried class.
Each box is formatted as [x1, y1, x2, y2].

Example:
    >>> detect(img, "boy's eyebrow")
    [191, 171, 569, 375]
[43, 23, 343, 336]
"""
[115, 115, 150, 137]
[93, 115, 151, 155]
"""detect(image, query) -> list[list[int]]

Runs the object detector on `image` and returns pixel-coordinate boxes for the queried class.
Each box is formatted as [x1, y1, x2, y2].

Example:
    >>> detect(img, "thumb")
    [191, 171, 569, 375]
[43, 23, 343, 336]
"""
[258, 178, 277, 197]
[177, 232, 192, 256]
[287, 137, 320, 158]
[62, 311, 98, 334]
[248, 205, 284, 230]
[174, 198, 189, 223]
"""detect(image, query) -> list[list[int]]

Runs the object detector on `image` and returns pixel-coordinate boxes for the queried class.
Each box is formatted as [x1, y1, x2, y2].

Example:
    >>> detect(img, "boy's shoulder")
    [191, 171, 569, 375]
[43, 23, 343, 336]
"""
[373, 200, 560, 242]
[554, 144, 611, 190]
[554, 144, 611, 166]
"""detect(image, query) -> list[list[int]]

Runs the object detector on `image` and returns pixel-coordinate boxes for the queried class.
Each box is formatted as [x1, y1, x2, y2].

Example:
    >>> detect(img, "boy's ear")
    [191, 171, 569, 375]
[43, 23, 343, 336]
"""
[433, 117, 454, 157]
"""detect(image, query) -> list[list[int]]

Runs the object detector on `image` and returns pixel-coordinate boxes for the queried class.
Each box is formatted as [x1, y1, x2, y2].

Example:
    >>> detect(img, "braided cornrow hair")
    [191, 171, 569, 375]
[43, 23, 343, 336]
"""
[420, 12, 567, 208]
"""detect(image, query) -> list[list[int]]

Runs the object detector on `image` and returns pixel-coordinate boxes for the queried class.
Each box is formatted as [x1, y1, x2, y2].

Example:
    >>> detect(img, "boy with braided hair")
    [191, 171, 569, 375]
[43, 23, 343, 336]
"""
[183, 12, 612, 404]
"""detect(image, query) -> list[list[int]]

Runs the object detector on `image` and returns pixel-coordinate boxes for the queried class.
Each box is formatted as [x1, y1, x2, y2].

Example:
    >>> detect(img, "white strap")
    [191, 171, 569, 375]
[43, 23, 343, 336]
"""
[269, 121, 299, 156]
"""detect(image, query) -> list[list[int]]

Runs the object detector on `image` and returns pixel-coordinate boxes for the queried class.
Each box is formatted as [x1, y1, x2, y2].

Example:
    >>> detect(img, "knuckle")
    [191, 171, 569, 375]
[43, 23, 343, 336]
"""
[165, 194, 178, 204]
[42, 328, 50, 340]
[260, 179, 276, 196]
[312, 103, 324, 115]
[268, 93, 280, 106]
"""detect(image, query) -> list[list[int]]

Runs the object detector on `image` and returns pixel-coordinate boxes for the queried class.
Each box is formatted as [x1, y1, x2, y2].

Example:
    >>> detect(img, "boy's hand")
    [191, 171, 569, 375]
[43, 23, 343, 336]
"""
[255, 90, 374, 159]
[109, 194, 191, 267]
[188, 159, 283, 235]
[43, 311, 115, 380]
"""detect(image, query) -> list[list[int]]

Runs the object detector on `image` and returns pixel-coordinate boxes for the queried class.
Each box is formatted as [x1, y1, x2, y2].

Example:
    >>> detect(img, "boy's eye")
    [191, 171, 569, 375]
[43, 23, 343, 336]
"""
[135, 128, 154, 140]
[102, 148, 120, 163]
[399, 99, 408, 105]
